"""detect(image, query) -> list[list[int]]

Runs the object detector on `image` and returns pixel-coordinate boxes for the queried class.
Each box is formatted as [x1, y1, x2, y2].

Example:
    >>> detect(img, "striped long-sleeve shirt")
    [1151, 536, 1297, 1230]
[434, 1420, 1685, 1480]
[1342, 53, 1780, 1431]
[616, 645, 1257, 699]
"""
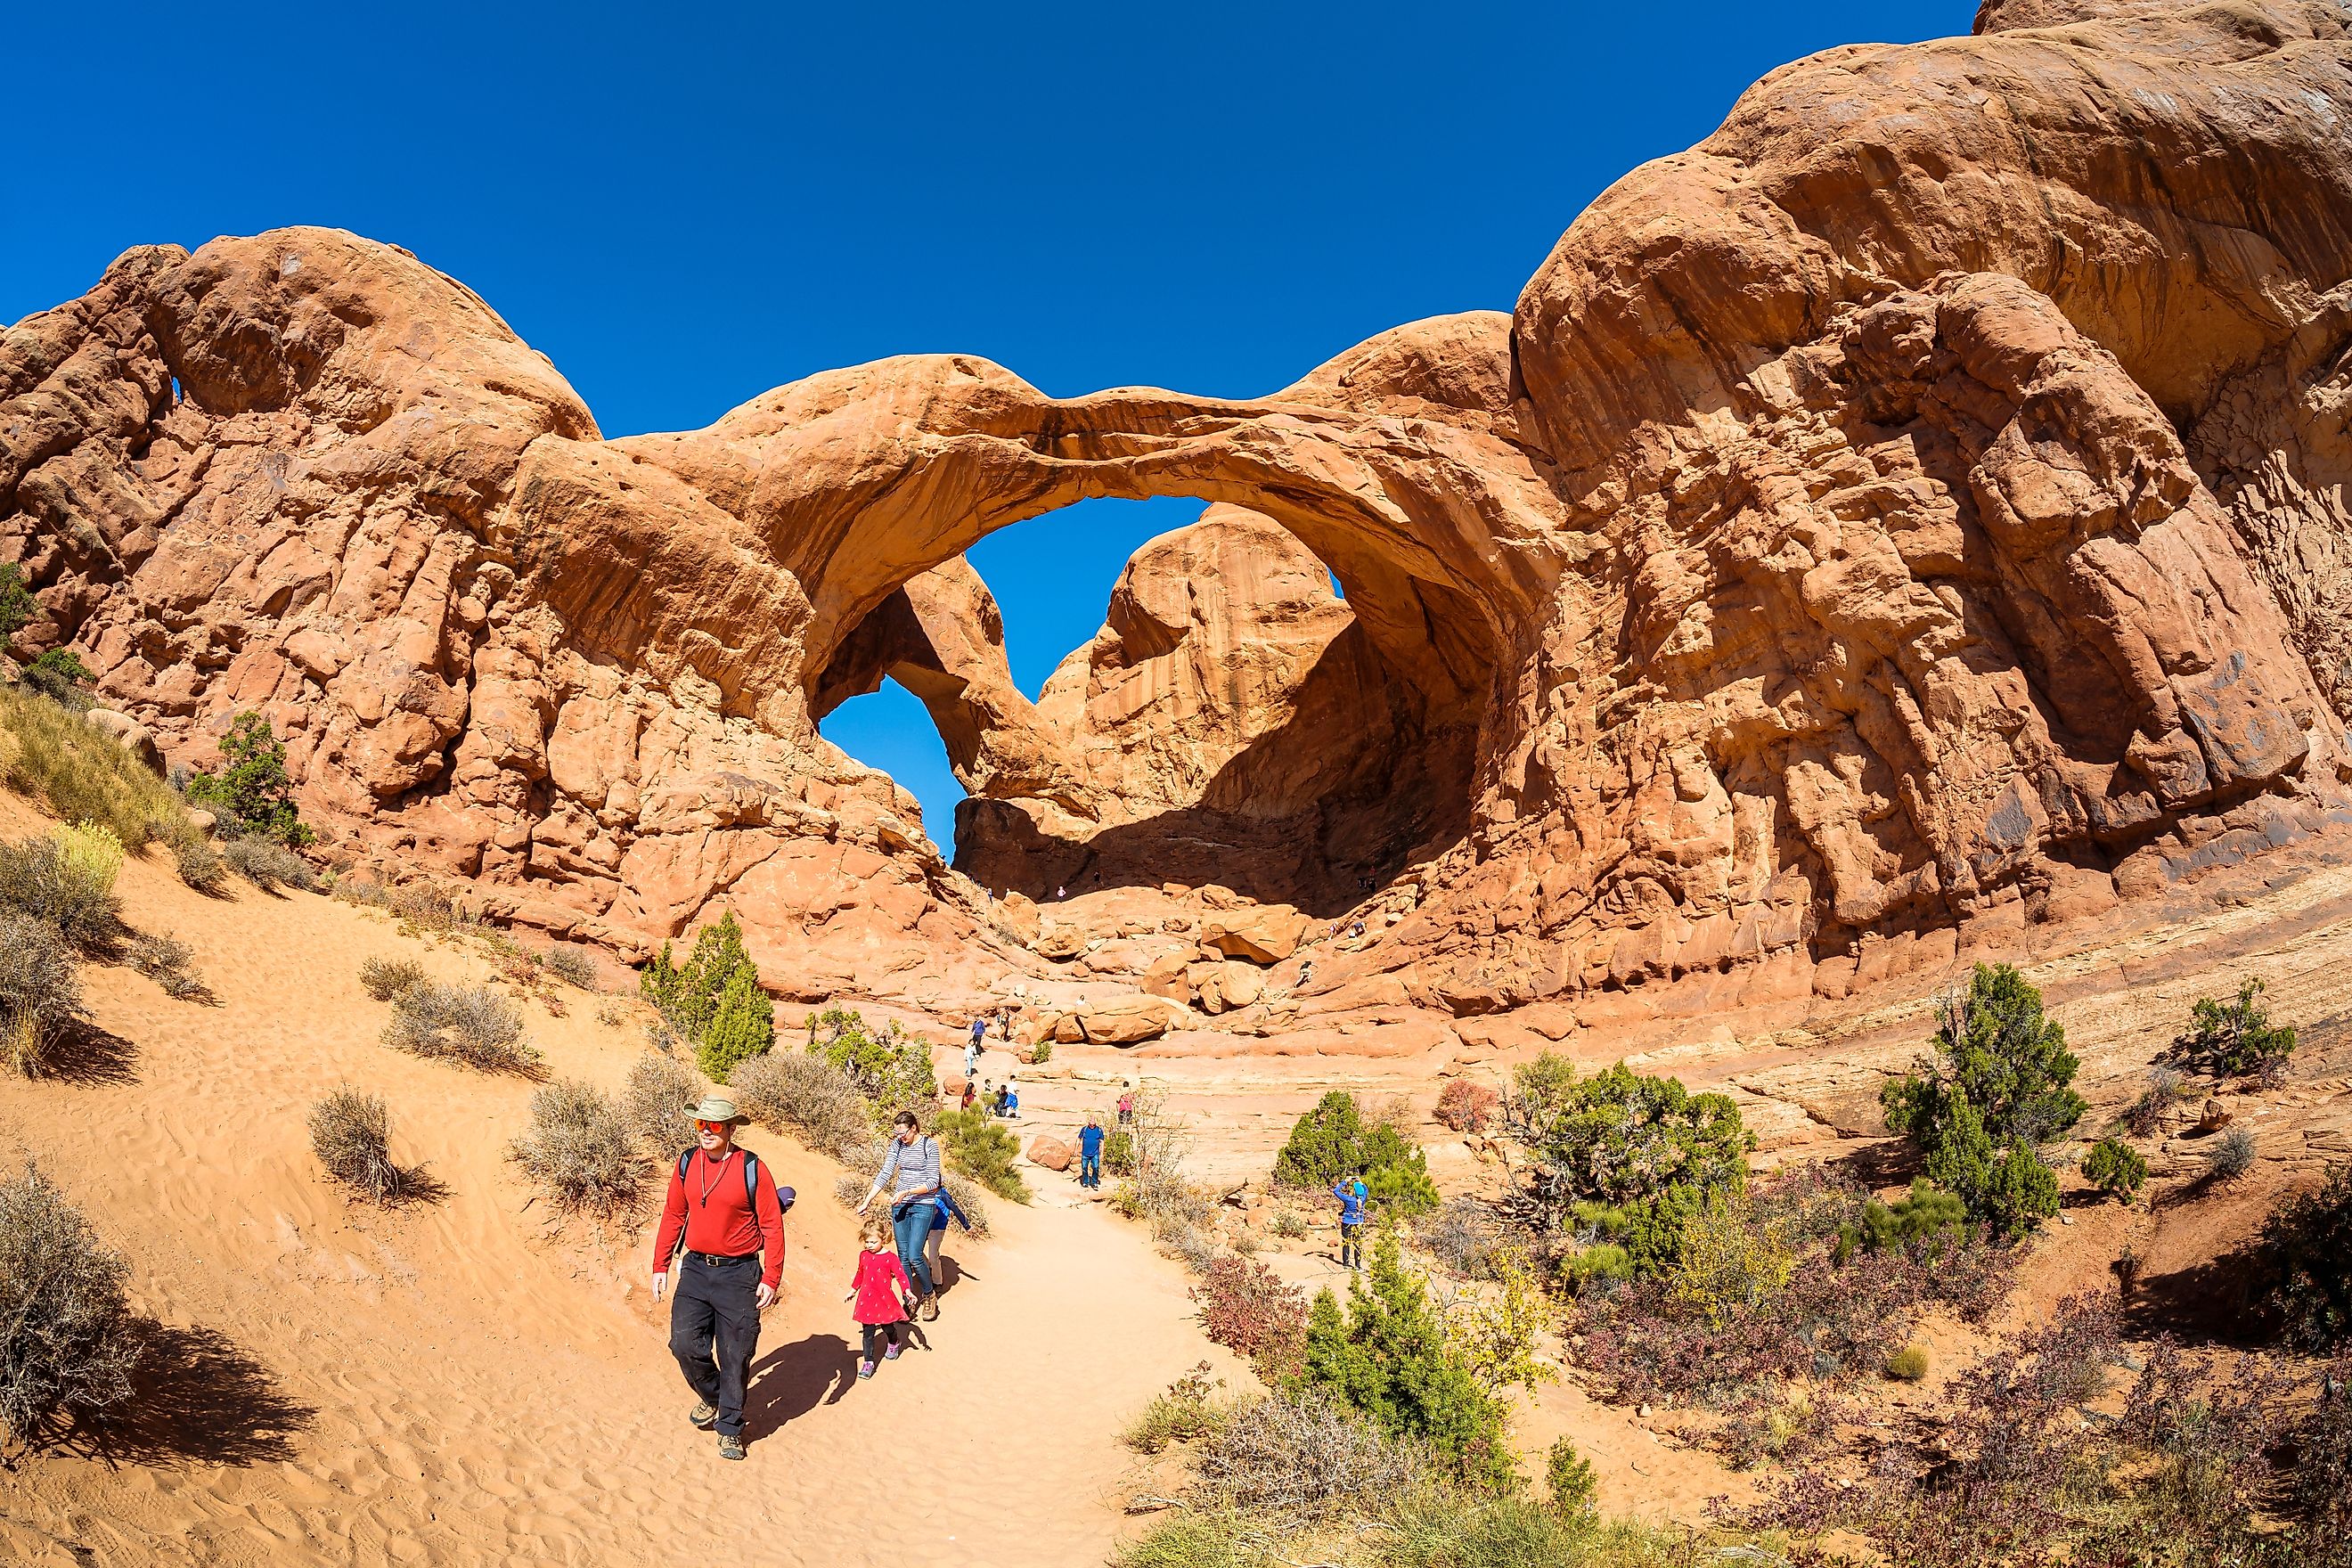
[868, 1134, 943, 1205]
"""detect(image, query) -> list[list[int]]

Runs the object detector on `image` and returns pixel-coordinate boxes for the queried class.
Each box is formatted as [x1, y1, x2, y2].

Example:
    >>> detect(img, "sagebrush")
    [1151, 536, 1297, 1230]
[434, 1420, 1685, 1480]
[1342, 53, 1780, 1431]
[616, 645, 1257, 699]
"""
[0, 1163, 142, 1449]
[383, 980, 540, 1074]
[307, 1087, 409, 1204]
[507, 1079, 642, 1217]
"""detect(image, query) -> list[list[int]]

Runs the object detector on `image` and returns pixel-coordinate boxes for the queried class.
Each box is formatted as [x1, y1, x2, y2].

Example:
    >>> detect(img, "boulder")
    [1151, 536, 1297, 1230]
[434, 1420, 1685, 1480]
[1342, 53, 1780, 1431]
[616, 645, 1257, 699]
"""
[1072, 995, 1184, 1046]
[83, 707, 165, 775]
[1035, 924, 1087, 960]
[1027, 1136, 1074, 1172]
[1201, 904, 1311, 964]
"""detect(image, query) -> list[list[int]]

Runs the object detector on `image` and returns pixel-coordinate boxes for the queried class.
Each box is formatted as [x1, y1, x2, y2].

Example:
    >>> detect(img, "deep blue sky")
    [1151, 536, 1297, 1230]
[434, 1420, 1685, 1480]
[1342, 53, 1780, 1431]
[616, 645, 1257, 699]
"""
[9, 0, 1972, 848]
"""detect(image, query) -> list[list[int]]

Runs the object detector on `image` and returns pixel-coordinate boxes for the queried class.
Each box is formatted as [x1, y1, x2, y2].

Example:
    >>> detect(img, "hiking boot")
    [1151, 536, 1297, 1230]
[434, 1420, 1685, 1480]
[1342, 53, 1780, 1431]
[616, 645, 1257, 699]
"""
[857, 1359, 876, 1379]
[919, 1293, 939, 1322]
[718, 1433, 747, 1461]
[688, 1401, 719, 1431]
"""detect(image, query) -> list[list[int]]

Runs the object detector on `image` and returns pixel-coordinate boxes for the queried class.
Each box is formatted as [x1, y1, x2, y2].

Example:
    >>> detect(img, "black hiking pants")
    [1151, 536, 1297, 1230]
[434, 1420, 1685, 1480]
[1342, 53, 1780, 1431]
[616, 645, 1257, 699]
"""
[670, 1253, 762, 1438]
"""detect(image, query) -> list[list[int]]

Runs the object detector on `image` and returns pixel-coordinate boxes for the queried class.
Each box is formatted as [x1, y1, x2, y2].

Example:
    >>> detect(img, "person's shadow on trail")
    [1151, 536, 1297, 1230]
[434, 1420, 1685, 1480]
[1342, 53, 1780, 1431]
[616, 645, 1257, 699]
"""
[742, 1333, 858, 1441]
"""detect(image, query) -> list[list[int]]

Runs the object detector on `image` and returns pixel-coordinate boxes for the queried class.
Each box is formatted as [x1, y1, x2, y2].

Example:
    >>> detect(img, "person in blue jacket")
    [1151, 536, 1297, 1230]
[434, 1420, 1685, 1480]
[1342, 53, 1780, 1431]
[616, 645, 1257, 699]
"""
[1076, 1115, 1107, 1188]
[1332, 1168, 1369, 1271]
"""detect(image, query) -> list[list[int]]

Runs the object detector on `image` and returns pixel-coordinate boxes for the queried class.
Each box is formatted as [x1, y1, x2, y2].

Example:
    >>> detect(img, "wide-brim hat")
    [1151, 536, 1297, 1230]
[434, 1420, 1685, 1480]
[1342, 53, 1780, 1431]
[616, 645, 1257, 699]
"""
[686, 1096, 747, 1125]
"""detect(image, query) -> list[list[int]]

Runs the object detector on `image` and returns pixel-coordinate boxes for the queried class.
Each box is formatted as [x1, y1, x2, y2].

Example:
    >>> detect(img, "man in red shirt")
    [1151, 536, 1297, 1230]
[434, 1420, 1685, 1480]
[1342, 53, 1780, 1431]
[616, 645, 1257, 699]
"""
[652, 1096, 788, 1460]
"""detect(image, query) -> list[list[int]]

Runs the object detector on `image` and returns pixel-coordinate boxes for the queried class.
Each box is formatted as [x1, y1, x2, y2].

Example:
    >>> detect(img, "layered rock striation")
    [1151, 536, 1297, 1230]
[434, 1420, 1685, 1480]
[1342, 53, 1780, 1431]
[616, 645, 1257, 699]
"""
[5, 0, 2352, 1018]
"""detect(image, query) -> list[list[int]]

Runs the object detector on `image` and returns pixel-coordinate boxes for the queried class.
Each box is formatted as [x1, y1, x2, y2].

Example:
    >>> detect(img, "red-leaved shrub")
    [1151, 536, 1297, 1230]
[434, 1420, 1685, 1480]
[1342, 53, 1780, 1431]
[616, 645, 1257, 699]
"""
[1192, 1254, 1309, 1378]
[1434, 1080, 1499, 1133]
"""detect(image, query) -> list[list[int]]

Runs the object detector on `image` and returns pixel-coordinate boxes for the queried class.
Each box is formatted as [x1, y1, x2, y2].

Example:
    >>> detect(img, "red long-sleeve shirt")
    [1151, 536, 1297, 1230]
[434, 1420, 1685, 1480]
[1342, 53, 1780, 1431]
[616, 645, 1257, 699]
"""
[653, 1147, 787, 1291]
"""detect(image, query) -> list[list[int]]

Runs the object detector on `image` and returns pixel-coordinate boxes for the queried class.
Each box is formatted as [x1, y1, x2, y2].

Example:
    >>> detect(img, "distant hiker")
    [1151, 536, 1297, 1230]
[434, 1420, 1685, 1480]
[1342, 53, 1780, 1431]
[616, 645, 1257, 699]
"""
[1116, 1090, 1134, 1128]
[1076, 1115, 1106, 1189]
[846, 1215, 912, 1377]
[651, 1097, 789, 1461]
[1298, 960, 1315, 988]
[1333, 1168, 1369, 1271]
[1350, 919, 1367, 939]
[859, 1111, 943, 1320]
[1054, 884, 1067, 901]
[926, 1177, 974, 1287]
[1000, 1081, 1020, 1120]
[960, 1078, 977, 1112]
[966, 1016, 986, 1070]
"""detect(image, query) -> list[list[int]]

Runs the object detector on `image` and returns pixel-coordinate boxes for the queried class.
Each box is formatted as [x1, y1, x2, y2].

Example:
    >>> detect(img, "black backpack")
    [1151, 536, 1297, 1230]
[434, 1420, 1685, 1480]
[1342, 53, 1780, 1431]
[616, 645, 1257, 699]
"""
[674, 1147, 796, 1215]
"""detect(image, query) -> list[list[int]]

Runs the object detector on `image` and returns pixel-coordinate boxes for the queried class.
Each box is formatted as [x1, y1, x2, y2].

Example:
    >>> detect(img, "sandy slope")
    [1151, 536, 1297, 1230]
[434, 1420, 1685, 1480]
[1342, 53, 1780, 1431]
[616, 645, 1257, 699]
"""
[0, 793, 1225, 1567]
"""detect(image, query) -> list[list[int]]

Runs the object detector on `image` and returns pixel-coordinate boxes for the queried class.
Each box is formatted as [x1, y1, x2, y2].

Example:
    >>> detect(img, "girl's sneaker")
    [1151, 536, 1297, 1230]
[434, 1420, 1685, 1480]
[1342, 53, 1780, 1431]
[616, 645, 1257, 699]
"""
[884, 1341, 902, 1360]
[857, 1359, 876, 1379]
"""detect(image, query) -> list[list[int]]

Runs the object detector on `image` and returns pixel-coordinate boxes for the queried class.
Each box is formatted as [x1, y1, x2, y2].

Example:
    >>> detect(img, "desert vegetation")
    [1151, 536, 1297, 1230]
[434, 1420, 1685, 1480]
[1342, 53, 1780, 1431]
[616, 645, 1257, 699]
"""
[0, 686, 210, 879]
[380, 979, 541, 1074]
[622, 1052, 704, 1156]
[507, 1079, 641, 1218]
[0, 1163, 142, 1453]
[639, 911, 775, 1080]
[307, 1087, 418, 1205]
[1272, 1090, 1438, 1216]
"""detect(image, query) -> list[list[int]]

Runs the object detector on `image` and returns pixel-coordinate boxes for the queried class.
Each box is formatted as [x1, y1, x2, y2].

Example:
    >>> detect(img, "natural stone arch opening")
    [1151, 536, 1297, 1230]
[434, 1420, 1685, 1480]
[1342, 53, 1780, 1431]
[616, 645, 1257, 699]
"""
[806, 496, 1482, 914]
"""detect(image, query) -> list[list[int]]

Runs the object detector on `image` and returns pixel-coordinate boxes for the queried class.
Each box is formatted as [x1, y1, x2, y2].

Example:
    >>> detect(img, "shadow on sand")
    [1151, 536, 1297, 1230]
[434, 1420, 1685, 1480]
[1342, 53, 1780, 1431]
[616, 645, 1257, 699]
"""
[67, 1325, 314, 1466]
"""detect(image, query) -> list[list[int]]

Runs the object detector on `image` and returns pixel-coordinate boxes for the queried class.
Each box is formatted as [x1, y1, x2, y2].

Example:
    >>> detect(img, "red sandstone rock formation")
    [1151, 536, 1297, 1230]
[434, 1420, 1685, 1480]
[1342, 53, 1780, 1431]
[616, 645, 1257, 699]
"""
[5, 0, 2351, 1023]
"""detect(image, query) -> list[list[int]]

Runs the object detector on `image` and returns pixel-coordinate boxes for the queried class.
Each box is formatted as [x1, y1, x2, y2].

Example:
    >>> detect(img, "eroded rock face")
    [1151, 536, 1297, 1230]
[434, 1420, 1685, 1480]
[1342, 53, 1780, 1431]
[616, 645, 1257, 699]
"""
[5, 0, 2352, 1022]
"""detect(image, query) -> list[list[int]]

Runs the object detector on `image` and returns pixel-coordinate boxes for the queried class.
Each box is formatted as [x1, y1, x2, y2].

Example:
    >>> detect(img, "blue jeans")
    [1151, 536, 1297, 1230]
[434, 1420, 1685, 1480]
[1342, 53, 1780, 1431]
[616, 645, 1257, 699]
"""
[1080, 1153, 1101, 1187]
[893, 1201, 937, 1295]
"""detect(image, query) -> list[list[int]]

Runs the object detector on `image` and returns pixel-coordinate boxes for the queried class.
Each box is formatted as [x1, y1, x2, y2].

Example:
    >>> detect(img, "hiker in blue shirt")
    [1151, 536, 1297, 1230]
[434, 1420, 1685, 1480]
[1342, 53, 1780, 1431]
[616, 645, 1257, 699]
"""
[1076, 1115, 1107, 1188]
[925, 1174, 975, 1292]
[1333, 1169, 1369, 1270]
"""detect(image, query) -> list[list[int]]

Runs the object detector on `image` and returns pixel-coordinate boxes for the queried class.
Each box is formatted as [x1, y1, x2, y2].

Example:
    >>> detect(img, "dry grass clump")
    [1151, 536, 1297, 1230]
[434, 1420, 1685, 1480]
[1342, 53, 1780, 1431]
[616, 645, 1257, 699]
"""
[943, 1172, 992, 1237]
[0, 911, 82, 1078]
[623, 1053, 703, 1156]
[0, 684, 196, 852]
[1194, 1390, 1430, 1523]
[730, 1049, 872, 1159]
[832, 1171, 868, 1209]
[1123, 1362, 1233, 1454]
[0, 1162, 142, 1450]
[0, 829, 125, 950]
[127, 932, 211, 1003]
[222, 836, 315, 892]
[383, 980, 540, 1074]
[389, 881, 473, 934]
[331, 876, 391, 908]
[172, 836, 226, 894]
[307, 1087, 409, 1204]
[358, 955, 426, 1002]
[507, 1080, 641, 1217]
[1884, 1343, 1930, 1382]
[543, 945, 599, 991]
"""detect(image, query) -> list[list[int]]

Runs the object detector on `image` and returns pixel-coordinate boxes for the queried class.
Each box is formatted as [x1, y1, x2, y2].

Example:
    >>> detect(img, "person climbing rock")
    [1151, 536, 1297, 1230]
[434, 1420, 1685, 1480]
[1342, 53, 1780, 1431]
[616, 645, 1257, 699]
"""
[859, 1110, 943, 1320]
[1076, 1114, 1106, 1189]
[651, 1097, 789, 1461]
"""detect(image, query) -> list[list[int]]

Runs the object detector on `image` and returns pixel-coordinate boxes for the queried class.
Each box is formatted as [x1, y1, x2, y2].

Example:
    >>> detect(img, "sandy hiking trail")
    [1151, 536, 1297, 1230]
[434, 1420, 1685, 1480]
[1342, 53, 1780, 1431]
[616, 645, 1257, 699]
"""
[0, 796, 1227, 1567]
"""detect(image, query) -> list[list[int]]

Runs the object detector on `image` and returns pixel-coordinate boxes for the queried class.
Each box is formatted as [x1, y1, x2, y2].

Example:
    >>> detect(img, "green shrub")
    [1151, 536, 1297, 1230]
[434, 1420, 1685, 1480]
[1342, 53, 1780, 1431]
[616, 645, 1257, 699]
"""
[2084, 1137, 2147, 1201]
[383, 981, 539, 1074]
[935, 1105, 1031, 1202]
[1109, 1509, 1254, 1568]
[1105, 1127, 1138, 1176]
[1882, 964, 2080, 1237]
[358, 955, 425, 1002]
[0, 910, 82, 1078]
[182, 711, 310, 844]
[1884, 1343, 1930, 1382]
[1123, 1362, 1230, 1454]
[2262, 1163, 2352, 1352]
[0, 831, 123, 950]
[1272, 1090, 1440, 1216]
[729, 1049, 871, 1159]
[1848, 1178, 1969, 1256]
[622, 1053, 703, 1156]
[1501, 1058, 1753, 1272]
[222, 835, 315, 891]
[0, 562, 35, 641]
[0, 684, 196, 848]
[641, 911, 752, 1035]
[1297, 1234, 1512, 1490]
[506, 1079, 641, 1217]
[308, 1087, 410, 1204]
[1546, 1437, 1598, 1528]
[0, 1163, 143, 1448]
[697, 965, 774, 1082]
[2169, 978, 2297, 1083]
[1373, 1486, 1587, 1568]
[1564, 1242, 1633, 1294]
[1030, 1039, 1052, 1064]
[806, 1005, 935, 1120]
[22, 649, 94, 707]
